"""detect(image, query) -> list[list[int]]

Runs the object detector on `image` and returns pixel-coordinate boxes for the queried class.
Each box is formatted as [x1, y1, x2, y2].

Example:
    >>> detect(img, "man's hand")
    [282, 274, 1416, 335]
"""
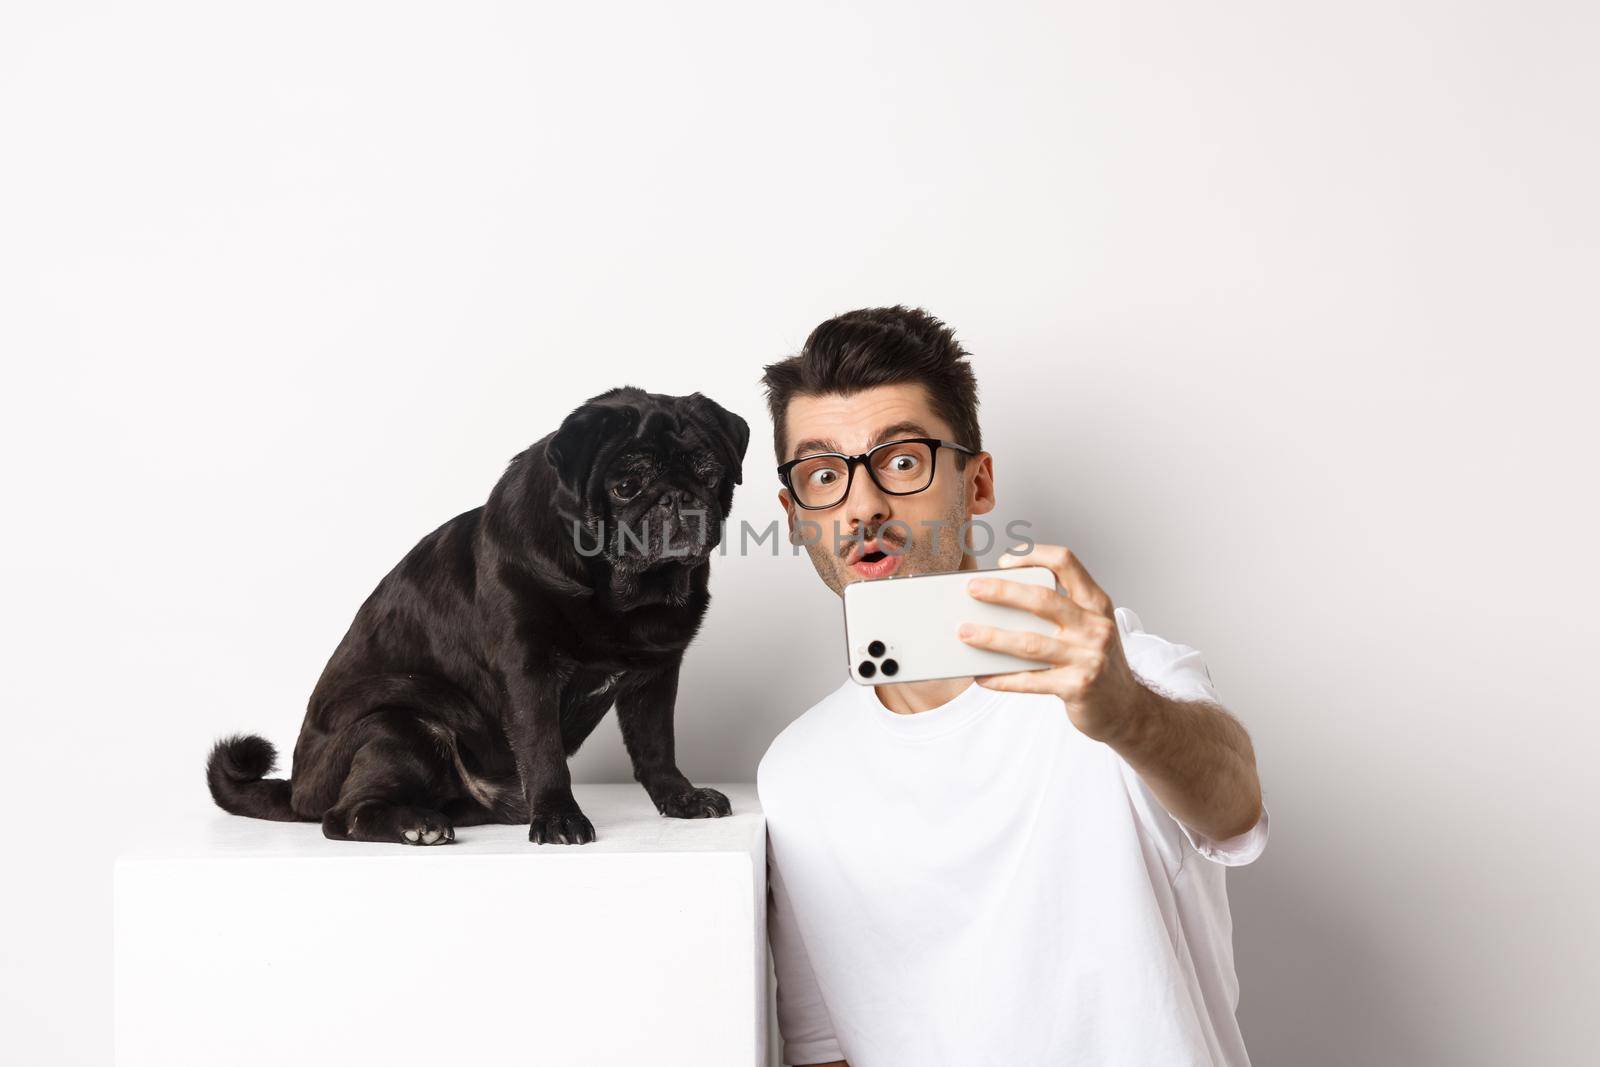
[957, 543, 1144, 743]
[959, 543, 1262, 842]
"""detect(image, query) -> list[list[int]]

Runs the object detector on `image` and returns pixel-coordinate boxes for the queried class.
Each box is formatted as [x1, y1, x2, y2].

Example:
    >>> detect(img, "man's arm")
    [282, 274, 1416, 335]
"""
[1106, 685, 1262, 841]
[767, 843, 848, 1066]
[960, 544, 1262, 842]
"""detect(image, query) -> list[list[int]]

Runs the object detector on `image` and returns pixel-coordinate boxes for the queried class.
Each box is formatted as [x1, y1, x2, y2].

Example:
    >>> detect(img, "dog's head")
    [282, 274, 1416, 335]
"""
[547, 387, 749, 571]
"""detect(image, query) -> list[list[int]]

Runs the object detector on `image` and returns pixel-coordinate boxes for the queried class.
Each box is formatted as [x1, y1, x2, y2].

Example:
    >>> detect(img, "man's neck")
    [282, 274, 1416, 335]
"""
[870, 552, 982, 716]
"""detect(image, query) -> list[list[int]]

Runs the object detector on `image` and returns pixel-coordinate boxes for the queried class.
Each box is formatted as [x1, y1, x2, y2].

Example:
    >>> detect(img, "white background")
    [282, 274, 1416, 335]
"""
[3, 2, 1596, 1064]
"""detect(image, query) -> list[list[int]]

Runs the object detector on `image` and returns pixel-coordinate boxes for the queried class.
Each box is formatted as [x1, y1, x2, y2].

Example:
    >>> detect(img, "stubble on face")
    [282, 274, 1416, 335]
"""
[799, 486, 973, 597]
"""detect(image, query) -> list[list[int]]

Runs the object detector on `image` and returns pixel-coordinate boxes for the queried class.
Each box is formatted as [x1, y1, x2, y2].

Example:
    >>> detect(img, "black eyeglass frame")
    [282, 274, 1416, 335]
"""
[776, 437, 978, 510]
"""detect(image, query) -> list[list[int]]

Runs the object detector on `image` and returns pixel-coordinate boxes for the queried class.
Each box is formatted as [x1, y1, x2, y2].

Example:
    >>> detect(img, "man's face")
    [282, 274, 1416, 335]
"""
[777, 382, 995, 597]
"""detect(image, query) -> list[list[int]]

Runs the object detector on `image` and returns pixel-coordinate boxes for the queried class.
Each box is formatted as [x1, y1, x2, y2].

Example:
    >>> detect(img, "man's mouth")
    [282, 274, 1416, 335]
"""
[848, 540, 902, 579]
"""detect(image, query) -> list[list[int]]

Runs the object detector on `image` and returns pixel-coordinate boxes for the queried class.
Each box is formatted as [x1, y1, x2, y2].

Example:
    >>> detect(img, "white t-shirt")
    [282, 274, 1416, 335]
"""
[757, 606, 1269, 1067]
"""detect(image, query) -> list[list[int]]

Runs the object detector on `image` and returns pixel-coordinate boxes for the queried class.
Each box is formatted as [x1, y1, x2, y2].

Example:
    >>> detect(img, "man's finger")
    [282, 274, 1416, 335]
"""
[974, 668, 1064, 694]
[1000, 543, 1113, 617]
[965, 575, 1086, 628]
[956, 622, 1072, 665]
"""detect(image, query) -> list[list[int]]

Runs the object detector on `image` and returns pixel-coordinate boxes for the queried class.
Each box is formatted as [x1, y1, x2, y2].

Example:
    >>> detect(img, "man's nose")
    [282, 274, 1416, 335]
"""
[838, 467, 890, 534]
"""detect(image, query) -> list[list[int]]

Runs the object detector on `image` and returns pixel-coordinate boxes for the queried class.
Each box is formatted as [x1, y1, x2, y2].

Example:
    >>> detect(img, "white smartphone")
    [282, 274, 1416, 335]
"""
[841, 565, 1059, 685]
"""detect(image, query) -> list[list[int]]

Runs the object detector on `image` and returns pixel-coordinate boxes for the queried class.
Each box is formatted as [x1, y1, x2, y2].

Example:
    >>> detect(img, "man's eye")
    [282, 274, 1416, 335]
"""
[809, 469, 839, 487]
[612, 479, 641, 500]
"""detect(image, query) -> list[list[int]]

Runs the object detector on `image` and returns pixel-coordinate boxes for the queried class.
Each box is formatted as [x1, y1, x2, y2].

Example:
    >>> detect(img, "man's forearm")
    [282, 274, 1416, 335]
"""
[1107, 682, 1263, 841]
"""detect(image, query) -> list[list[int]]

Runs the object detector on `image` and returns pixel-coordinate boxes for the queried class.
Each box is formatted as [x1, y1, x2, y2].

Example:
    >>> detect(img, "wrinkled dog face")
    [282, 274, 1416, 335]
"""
[600, 445, 722, 565]
[548, 389, 749, 570]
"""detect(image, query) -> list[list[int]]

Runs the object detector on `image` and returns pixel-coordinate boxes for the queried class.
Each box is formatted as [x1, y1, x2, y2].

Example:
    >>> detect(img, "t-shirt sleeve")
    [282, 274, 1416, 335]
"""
[1178, 803, 1270, 866]
[1115, 606, 1270, 870]
[1116, 606, 1222, 706]
[767, 842, 846, 1065]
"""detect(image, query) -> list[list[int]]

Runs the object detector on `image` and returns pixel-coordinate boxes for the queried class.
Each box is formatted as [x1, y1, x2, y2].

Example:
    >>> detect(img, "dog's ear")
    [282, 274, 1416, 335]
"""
[548, 402, 639, 496]
[683, 392, 750, 486]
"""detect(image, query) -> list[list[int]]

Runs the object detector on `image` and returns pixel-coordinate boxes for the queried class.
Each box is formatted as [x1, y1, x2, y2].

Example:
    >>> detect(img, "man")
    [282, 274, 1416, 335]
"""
[755, 306, 1268, 1067]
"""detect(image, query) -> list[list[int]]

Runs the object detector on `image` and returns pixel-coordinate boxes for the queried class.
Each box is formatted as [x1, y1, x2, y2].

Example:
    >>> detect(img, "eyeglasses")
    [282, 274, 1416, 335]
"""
[777, 437, 977, 510]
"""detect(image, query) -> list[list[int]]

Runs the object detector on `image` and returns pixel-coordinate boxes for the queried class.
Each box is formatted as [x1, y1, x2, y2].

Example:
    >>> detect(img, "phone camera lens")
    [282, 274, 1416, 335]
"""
[868, 640, 886, 658]
[858, 660, 877, 679]
[880, 658, 899, 677]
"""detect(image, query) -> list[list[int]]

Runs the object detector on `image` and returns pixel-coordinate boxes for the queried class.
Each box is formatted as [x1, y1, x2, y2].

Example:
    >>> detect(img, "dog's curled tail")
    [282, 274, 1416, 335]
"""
[206, 734, 301, 822]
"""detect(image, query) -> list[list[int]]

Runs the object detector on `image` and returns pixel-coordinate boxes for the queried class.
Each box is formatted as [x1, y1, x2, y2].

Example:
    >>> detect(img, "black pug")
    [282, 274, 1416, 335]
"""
[206, 386, 748, 845]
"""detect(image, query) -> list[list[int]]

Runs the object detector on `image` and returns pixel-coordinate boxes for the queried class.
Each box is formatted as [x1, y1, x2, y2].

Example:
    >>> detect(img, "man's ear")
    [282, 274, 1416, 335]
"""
[778, 488, 796, 538]
[547, 403, 638, 496]
[683, 392, 750, 485]
[966, 450, 997, 517]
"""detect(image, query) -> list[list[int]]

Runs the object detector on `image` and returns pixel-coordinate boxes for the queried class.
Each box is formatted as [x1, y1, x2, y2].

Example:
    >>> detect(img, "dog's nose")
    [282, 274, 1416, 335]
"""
[658, 488, 694, 509]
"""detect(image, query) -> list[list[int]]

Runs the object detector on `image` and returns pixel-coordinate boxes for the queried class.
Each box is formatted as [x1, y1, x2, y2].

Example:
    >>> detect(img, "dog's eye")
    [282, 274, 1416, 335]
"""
[612, 478, 642, 501]
[693, 460, 719, 484]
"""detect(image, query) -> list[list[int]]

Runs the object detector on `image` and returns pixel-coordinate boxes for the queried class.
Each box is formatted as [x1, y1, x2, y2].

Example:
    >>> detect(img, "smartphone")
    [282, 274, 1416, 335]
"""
[841, 565, 1058, 685]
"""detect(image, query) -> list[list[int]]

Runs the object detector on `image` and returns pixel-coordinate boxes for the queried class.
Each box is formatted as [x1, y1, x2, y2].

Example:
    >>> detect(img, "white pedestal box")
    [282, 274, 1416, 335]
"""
[115, 782, 767, 1067]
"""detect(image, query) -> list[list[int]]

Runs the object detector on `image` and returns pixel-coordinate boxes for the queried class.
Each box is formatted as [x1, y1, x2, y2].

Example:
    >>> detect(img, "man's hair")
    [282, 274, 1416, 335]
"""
[759, 305, 982, 467]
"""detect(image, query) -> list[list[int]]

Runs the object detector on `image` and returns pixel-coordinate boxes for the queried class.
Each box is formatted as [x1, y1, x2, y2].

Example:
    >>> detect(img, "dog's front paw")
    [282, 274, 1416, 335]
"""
[528, 809, 596, 845]
[656, 786, 732, 819]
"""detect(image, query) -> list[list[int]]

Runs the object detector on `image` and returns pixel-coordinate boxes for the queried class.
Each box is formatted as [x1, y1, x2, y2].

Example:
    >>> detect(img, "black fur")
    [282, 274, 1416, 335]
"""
[206, 387, 750, 846]
[206, 734, 296, 821]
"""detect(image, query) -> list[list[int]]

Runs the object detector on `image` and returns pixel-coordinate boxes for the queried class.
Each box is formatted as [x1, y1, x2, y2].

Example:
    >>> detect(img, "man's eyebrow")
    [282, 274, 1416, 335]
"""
[789, 420, 933, 461]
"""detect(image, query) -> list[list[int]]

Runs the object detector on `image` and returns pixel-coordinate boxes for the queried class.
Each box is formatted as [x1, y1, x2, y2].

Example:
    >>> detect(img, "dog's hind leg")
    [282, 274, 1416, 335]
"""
[318, 710, 459, 846]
